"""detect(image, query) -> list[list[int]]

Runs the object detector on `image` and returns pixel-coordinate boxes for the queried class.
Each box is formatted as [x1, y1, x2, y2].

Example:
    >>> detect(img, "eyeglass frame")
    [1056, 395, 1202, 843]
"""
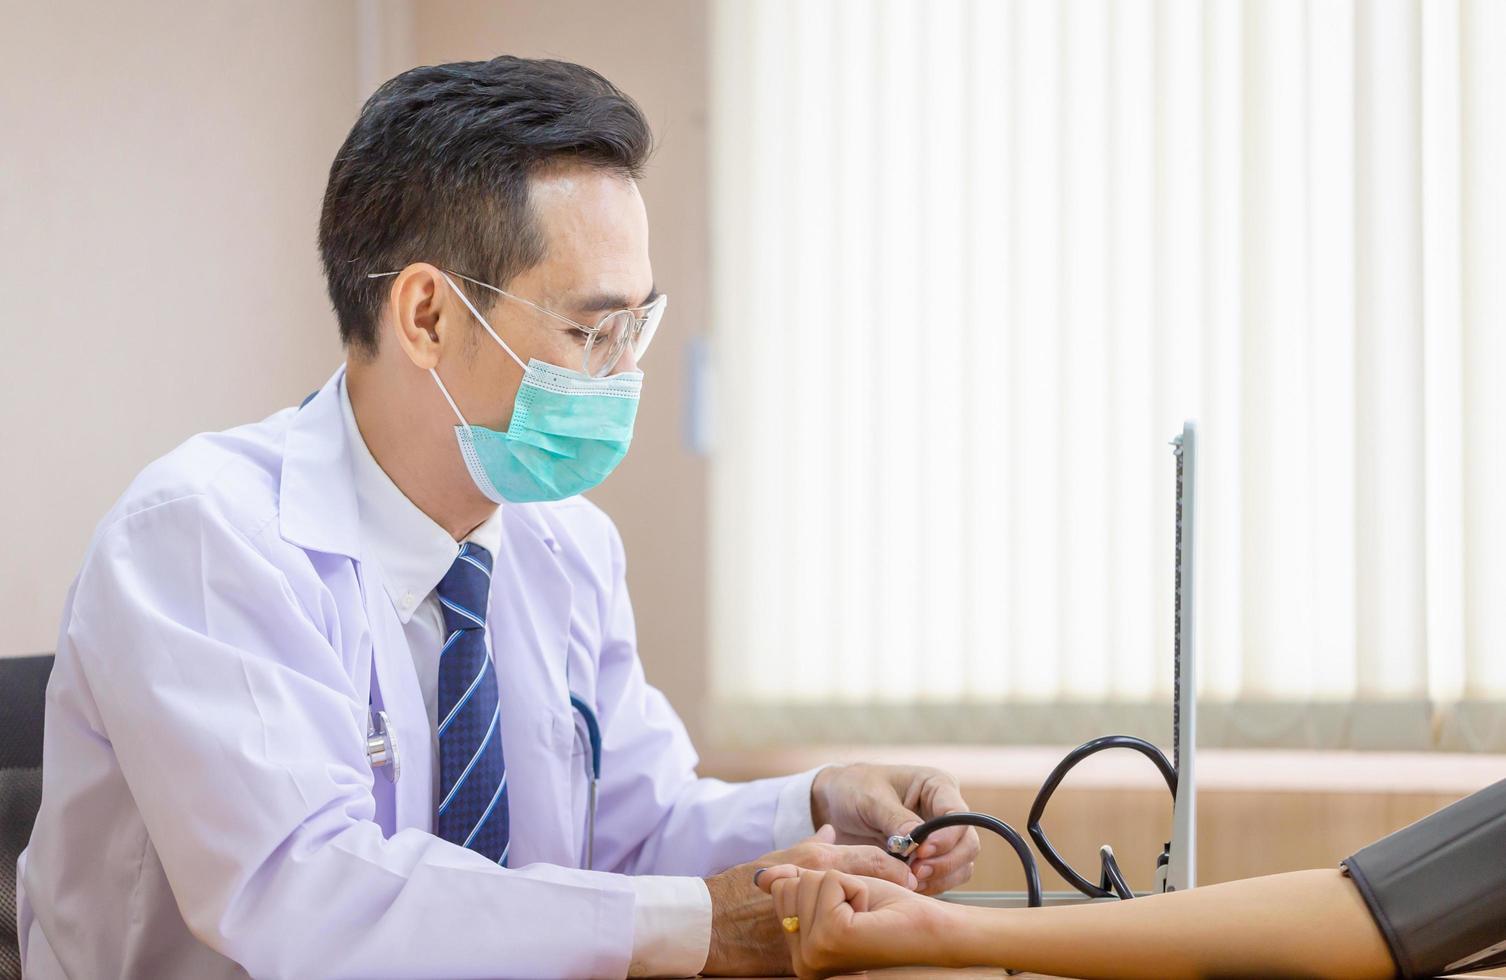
[367, 267, 667, 378]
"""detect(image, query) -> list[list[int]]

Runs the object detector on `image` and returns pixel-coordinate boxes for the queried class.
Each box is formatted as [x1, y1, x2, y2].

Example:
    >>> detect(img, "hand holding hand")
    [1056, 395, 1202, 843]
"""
[701, 824, 919, 975]
[757, 864, 963, 978]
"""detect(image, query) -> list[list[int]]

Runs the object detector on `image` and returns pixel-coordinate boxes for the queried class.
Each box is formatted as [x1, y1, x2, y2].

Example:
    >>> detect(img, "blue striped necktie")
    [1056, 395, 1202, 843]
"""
[434, 542, 510, 864]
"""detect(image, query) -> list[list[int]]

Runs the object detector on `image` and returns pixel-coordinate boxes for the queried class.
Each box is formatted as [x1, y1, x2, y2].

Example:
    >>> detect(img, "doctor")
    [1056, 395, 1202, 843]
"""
[17, 55, 980, 978]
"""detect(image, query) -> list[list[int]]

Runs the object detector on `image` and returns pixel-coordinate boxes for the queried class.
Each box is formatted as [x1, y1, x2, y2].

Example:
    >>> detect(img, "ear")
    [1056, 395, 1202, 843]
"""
[384, 263, 458, 371]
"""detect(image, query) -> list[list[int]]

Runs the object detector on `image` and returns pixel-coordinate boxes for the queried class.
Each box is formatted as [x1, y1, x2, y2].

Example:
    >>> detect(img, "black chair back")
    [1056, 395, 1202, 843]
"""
[0, 653, 54, 980]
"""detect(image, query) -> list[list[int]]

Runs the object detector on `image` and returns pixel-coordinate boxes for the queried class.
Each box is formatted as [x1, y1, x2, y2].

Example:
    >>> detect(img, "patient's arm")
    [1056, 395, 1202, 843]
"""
[757, 865, 1395, 979]
[952, 868, 1393, 979]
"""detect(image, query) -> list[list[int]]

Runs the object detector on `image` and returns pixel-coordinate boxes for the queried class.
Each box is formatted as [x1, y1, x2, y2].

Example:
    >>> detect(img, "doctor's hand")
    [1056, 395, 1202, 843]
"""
[701, 824, 919, 976]
[758, 864, 965, 979]
[810, 763, 982, 895]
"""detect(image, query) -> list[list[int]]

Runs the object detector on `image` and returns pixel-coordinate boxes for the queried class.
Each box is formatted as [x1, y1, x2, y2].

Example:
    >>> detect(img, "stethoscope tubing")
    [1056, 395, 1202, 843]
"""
[368, 696, 604, 869]
[570, 694, 603, 870]
[895, 733, 1179, 907]
[906, 811, 1044, 909]
[1027, 734, 1176, 899]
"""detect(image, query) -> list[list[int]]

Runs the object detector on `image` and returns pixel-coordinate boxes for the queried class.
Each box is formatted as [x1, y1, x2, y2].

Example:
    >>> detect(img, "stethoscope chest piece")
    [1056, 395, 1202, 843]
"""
[887, 834, 918, 859]
[367, 708, 400, 783]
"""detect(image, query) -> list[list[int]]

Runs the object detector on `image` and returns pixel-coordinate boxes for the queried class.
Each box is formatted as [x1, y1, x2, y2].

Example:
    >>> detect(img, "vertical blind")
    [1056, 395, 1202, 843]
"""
[707, 0, 1505, 749]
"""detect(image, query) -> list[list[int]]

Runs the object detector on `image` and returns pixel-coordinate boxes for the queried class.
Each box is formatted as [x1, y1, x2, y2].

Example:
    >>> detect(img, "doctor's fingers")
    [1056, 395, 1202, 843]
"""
[916, 860, 976, 897]
[908, 776, 977, 857]
[824, 844, 918, 890]
[911, 826, 982, 889]
[908, 781, 981, 867]
[912, 821, 981, 861]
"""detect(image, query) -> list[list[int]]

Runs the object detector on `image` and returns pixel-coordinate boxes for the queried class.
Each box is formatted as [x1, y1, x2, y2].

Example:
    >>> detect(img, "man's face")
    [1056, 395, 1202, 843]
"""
[446, 165, 657, 432]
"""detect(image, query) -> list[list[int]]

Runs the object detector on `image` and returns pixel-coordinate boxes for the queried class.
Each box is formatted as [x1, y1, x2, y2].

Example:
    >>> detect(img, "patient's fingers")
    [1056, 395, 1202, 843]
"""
[797, 869, 822, 947]
[770, 873, 798, 919]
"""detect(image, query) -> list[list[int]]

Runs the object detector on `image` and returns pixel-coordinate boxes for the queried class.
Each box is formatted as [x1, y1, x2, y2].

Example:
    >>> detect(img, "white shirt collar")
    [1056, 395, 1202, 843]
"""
[339, 375, 504, 623]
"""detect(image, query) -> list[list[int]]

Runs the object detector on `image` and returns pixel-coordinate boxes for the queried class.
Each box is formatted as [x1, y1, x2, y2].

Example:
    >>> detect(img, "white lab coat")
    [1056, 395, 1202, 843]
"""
[17, 367, 804, 979]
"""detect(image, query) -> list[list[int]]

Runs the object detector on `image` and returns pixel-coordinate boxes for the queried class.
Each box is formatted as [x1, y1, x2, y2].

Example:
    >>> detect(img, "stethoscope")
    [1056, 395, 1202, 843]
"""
[884, 734, 1179, 908]
[889, 427, 1196, 908]
[366, 695, 604, 869]
[371, 703, 1174, 890]
[568, 694, 604, 870]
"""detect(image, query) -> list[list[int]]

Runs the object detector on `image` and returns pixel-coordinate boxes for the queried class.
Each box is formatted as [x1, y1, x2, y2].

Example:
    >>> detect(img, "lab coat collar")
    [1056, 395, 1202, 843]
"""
[279, 366, 362, 560]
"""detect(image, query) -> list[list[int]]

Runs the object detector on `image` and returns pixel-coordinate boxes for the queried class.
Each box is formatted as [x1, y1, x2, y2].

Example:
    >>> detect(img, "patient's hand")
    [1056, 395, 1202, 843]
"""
[702, 826, 919, 976]
[757, 864, 962, 979]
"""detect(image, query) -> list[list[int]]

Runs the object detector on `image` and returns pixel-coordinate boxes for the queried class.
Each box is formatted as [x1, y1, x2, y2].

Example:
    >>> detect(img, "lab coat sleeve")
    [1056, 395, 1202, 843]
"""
[68, 495, 638, 979]
[588, 520, 812, 879]
[772, 766, 823, 848]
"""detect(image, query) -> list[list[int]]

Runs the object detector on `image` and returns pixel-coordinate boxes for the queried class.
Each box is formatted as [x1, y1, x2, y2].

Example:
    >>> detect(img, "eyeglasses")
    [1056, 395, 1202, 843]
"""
[368, 269, 667, 378]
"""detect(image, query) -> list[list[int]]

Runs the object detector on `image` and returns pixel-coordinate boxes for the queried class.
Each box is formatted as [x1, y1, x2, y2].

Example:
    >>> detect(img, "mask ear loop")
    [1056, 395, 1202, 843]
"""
[435, 270, 529, 373]
[365, 269, 532, 425]
[429, 363, 472, 429]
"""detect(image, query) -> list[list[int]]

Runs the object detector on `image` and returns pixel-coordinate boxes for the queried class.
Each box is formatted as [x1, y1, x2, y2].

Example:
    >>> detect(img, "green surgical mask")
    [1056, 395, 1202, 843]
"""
[431, 270, 642, 503]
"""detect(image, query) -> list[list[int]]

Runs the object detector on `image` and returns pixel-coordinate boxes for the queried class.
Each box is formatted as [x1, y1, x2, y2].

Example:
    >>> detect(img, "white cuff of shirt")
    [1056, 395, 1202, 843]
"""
[772, 765, 829, 849]
[626, 766, 829, 977]
[627, 875, 711, 978]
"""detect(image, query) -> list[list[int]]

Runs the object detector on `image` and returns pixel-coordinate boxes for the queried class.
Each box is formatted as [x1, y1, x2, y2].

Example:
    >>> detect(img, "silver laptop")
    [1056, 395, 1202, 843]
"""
[944, 421, 1198, 908]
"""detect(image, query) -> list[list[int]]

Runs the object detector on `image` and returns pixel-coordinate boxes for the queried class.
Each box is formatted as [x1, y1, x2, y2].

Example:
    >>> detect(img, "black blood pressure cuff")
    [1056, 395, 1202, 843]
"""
[1341, 778, 1506, 978]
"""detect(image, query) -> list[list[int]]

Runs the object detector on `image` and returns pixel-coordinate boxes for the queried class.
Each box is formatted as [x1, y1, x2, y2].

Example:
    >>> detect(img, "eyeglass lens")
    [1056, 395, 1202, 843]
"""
[584, 310, 638, 377]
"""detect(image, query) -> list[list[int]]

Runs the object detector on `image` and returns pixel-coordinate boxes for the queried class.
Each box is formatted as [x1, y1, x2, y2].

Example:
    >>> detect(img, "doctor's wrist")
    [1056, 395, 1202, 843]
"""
[809, 764, 840, 829]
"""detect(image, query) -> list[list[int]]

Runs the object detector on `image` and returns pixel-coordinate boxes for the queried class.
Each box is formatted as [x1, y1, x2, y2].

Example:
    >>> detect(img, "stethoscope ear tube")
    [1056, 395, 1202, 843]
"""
[569, 694, 603, 871]
[1096, 844, 1135, 900]
[1026, 734, 1176, 900]
[896, 812, 1044, 908]
[893, 733, 1178, 906]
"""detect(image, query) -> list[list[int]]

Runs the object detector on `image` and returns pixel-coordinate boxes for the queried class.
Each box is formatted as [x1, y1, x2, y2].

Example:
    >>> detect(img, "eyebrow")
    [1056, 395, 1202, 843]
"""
[570, 285, 661, 315]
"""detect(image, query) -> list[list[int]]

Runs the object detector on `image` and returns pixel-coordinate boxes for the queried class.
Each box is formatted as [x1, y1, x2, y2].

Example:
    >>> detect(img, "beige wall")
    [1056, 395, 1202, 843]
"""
[0, 0, 354, 656]
[1, 0, 713, 741]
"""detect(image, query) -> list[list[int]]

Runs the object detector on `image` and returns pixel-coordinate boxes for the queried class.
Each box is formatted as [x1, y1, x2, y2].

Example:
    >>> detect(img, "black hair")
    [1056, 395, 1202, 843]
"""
[318, 56, 653, 356]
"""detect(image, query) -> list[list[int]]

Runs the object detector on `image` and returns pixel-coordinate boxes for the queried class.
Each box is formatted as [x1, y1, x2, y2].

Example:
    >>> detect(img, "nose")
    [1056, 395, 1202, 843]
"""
[610, 345, 639, 376]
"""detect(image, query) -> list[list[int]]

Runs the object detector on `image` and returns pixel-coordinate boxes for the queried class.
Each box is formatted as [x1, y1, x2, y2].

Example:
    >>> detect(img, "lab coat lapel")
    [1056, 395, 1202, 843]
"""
[279, 367, 360, 558]
[356, 551, 432, 832]
[490, 504, 576, 865]
[279, 364, 432, 835]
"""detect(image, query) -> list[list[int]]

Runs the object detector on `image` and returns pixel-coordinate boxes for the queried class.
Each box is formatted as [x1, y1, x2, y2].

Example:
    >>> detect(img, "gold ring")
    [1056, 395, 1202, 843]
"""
[781, 916, 800, 934]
